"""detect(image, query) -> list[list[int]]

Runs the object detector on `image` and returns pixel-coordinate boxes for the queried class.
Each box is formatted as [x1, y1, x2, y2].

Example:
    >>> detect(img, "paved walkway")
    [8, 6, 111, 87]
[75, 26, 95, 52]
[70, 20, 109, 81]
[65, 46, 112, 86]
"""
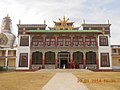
[37, 69, 93, 73]
[42, 73, 89, 90]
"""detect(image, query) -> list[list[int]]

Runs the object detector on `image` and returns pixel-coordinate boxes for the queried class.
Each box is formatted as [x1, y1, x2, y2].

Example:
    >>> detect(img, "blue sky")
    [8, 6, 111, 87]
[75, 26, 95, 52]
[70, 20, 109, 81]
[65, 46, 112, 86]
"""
[0, 0, 120, 44]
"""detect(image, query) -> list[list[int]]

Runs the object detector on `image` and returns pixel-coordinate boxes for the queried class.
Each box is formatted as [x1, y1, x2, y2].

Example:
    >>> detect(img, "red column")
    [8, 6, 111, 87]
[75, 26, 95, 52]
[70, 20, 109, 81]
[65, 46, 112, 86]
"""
[42, 53, 45, 69]
[70, 52, 73, 69]
[55, 53, 58, 69]
[83, 53, 86, 69]
[96, 41, 98, 47]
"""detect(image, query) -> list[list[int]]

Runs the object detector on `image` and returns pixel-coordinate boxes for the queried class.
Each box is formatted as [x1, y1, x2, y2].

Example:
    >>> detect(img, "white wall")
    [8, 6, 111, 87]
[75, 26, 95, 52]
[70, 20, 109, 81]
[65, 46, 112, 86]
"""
[16, 35, 30, 70]
[98, 35, 112, 69]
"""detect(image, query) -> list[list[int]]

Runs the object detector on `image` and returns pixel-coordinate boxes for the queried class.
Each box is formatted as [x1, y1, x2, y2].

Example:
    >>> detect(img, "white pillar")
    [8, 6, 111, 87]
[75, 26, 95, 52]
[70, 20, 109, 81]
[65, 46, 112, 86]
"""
[5, 50, 8, 67]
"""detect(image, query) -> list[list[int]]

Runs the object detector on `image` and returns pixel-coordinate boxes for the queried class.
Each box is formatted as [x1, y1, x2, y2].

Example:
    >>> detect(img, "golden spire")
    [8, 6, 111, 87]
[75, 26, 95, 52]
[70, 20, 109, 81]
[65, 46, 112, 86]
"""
[1, 15, 12, 33]
[63, 16, 66, 21]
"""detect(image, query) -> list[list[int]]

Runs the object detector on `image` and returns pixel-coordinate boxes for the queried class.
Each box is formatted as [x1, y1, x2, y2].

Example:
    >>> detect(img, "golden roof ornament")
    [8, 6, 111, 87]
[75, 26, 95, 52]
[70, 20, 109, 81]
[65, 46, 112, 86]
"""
[63, 16, 65, 21]
[1, 14, 12, 33]
[48, 16, 80, 30]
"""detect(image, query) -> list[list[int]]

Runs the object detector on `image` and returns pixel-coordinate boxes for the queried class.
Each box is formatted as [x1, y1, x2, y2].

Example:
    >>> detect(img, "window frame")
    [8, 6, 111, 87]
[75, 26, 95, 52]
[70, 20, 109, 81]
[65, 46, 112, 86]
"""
[45, 37, 56, 47]
[32, 36, 43, 47]
[20, 36, 29, 46]
[19, 53, 28, 67]
[73, 36, 83, 46]
[101, 53, 110, 67]
[85, 37, 96, 47]
[99, 36, 108, 46]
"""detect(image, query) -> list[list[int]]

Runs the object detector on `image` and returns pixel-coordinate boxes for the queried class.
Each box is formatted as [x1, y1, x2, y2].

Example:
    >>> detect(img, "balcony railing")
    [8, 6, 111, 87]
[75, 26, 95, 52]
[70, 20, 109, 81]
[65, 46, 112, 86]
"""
[31, 41, 97, 47]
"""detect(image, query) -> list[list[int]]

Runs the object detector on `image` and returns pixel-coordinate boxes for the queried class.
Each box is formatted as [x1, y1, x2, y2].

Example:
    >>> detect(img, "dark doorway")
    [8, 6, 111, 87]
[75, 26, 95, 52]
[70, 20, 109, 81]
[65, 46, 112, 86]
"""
[60, 59, 68, 68]
[58, 52, 70, 69]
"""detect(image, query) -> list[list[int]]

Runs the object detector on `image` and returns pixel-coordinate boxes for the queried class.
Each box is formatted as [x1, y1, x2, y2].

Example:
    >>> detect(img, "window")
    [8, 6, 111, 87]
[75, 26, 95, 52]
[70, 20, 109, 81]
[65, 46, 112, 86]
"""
[19, 53, 28, 67]
[65, 37, 71, 46]
[20, 36, 29, 46]
[85, 37, 96, 47]
[73, 37, 83, 46]
[112, 49, 116, 53]
[45, 51, 55, 64]
[57, 37, 63, 46]
[38, 37, 44, 46]
[45, 37, 56, 46]
[0, 50, 6, 56]
[73, 51, 83, 64]
[32, 52, 42, 64]
[99, 36, 108, 46]
[86, 51, 96, 64]
[8, 50, 16, 56]
[118, 49, 120, 54]
[101, 53, 110, 67]
[118, 59, 120, 63]
[51, 38, 56, 46]
[57, 37, 71, 46]
[32, 36, 43, 47]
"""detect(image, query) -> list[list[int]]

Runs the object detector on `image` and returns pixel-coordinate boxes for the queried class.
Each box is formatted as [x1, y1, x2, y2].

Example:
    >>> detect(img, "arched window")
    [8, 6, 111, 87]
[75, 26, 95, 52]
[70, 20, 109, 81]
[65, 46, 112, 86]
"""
[32, 51, 42, 64]
[73, 51, 83, 64]
[86, 51, 96, 64]
[45, 51, 55, 64]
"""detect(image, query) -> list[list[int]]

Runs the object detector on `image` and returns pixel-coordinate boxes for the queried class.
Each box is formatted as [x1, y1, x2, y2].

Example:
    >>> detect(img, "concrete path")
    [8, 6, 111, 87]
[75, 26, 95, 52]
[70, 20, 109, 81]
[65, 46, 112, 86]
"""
[37, 69, 93, 73]
[42, 73, 89, 90]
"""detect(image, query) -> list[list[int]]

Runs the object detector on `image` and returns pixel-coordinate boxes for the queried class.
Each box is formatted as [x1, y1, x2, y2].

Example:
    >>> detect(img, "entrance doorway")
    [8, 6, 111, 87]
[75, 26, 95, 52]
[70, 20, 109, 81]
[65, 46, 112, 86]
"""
[58, 52, 70, 69]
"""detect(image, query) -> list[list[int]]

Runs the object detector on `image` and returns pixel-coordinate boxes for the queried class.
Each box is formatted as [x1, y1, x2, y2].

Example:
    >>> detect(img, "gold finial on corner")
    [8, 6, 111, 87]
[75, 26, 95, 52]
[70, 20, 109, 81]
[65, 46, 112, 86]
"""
[63, 16, 66, 21]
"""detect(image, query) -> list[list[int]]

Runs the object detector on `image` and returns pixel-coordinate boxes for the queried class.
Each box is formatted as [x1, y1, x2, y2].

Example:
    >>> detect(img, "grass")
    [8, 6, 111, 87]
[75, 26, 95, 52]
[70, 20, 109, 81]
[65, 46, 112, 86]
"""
[0, 70, 120, 90]
[74, 72, 120, 90]
[0, 72, 54, 90]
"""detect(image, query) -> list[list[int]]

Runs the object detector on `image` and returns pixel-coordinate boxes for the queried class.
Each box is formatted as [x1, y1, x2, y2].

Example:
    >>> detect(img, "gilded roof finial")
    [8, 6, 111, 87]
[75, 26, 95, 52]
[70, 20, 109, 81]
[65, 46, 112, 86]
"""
[63, 16, 65, 21]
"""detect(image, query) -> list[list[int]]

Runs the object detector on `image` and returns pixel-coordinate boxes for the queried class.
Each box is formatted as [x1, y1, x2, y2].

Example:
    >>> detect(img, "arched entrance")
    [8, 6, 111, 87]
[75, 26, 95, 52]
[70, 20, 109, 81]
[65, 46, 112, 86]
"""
[58, 52, 70, 69]
[73, 51, 83, 68]
[86, 51, 96, 64]
[45, 51, 55, 64]
[32, 51, 42, 65]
